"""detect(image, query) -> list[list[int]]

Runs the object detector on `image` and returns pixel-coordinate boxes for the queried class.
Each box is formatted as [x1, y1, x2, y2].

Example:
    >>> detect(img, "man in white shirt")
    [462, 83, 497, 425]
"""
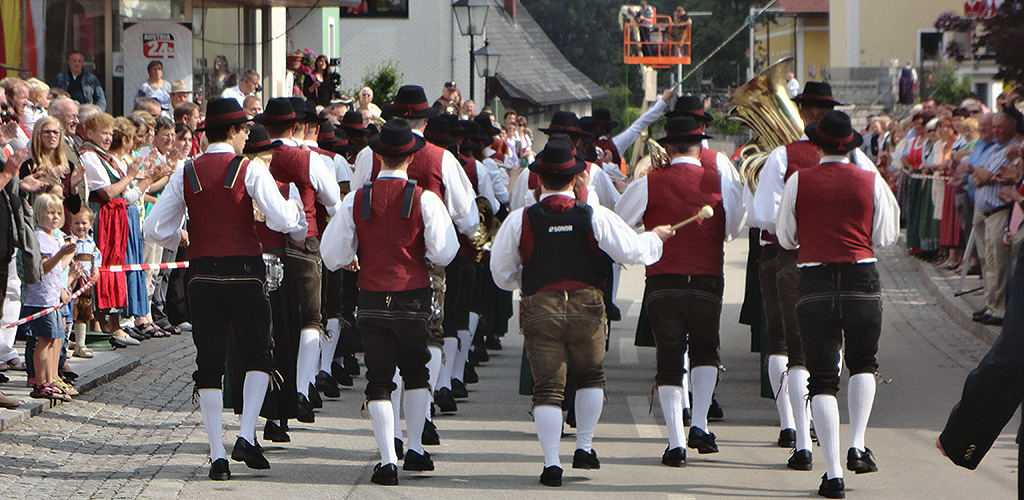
[221, 69, 260, 107]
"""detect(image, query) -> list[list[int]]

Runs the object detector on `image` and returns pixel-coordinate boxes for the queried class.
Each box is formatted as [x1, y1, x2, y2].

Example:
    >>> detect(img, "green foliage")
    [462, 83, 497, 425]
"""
[360, 60, 403, 108]
[592, 84, 632, 127]
[708, 110, 745, 136]
[980, 2, 1024, 84]
[928, 60, 971, 105]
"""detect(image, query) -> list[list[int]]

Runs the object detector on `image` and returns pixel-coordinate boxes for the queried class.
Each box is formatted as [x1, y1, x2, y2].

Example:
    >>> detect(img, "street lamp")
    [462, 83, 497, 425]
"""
[452, 0, 490, 101]
[473, 39, 501, 107]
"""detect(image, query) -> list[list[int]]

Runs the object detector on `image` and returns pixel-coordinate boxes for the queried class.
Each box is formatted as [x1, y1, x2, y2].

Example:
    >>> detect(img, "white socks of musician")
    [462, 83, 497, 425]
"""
[296, 328, 320, 397]
[811, 395, 843, 480]
[391, 370, 403, 441]
[368, 400, 398, 465]
[574, 388, 604, 452]
[768, 355, 795, 431]
[320, 318, 342, 373]
[681, 351, 691, 410]
[534, 405, 563, 468]
[658, 385, 686, 449]
[453, 329, 472, 382]
[848, 373, 876, 451]
[426, 346, 442, 423]
[788, 367, 813, 451]
[198, 389, 226, 461]
[689, 366, 718, 432]
[405, 389, 430, 455]
[239, 371, 270, 445]
[439, 337, 458, 390]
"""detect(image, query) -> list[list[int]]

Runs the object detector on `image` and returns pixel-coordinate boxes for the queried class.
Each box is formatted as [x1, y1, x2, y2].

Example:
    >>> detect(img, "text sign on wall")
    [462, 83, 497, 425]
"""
[123, 21, 192, 114]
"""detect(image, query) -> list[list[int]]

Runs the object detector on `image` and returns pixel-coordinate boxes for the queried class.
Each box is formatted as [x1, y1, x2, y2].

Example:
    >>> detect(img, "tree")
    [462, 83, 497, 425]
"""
[979, 1, 1024, 83]
[358, 60, 402, 108]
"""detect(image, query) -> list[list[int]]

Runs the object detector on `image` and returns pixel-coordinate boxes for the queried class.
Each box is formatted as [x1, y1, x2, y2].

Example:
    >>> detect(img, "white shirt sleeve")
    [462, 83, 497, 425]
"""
[776, 173, 800, 250]
[509, 167, 532, 212]
[307, 151, 342, 216]
[333, 155, 352, 184]
[441, 150, 480, 235]
[142, 167, 186, 249]
[872, 172, 900, 248]
[717, 151, 748, 241]
[489, 208, 524, 291]
[615, 176, 648, 228]
[350, 146, 373, 190]
[750, 145, 788, 233]
[611, 98, 669, 154]
[483, 158, 510, 205]
[246, 159, 308, 237]
[475, 162, 500, 212]
[421, 190, 460, 267]
[591, 204, 664, 265]
[590, 165, 621, 210]
[320, 191, 358, 271]
[81, 151, 113, 193]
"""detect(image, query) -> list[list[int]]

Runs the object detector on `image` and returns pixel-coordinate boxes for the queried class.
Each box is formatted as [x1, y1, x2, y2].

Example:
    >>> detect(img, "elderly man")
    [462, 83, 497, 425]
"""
[47, 97, 84, 209]
[169, 80, 193, 108]
[222, 69, 260, 107]
[356, 87, 381, 120]
[51, 51, 106, 110]
[242, 95, 263, 120]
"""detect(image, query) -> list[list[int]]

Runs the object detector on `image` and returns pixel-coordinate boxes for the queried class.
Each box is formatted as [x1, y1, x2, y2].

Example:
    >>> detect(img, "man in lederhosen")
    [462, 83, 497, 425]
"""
[776, 110, 899, 498]
[616, 116, 746, 465]
[321, 119, 459, 485]
[143, 98, 308, 480]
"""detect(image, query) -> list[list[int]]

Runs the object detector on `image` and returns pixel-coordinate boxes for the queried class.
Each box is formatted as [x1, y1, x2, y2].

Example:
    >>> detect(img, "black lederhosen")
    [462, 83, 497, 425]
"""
[797, 262, 882, 397]
[335, 269, 364, 357]
[187, 256, 274, 390]
[759, 244, 806, 367]
[442, 255, 476, 338]
[358, 287, 433, 400]
[322, 265, 345, 322]
[283, 236, 323, 332]
[645, 273, 724, 386]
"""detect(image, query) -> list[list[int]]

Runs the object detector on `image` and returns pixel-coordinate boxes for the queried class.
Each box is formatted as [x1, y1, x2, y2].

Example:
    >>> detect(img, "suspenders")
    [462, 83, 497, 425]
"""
[361, 179, 418, 221]
[184, 155, 245, 194]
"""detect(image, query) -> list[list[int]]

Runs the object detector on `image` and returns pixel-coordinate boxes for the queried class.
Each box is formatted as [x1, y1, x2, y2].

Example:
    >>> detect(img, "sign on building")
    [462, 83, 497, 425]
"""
[123, 21, 193, 114]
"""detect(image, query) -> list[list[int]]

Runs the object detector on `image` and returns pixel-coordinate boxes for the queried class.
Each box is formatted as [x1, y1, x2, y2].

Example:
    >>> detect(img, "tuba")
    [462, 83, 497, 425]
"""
[633, 138, 672, 179]
[728, 57, 805, 193]
[467, 196, 500, 260]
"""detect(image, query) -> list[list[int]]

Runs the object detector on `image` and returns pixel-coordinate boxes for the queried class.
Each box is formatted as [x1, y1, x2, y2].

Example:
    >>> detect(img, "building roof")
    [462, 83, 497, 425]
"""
[777, 0, 828, 14]
[486, 0, 607, 106]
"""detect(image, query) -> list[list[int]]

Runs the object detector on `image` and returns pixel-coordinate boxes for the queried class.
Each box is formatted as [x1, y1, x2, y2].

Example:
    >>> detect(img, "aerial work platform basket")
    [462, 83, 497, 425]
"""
[622, 12, 691, 69]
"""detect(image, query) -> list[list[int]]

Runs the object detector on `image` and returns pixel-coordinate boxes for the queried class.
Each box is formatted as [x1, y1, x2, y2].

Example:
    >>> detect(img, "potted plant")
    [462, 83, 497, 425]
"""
[289, 47, 317, 96]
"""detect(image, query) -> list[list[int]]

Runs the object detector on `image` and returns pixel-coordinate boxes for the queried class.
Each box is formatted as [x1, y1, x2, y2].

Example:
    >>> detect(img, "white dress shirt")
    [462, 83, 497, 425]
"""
[616, 154, 747, 241]
[220, 86, 249, 107]
[481, 157, 510, 205]
[490, 191, 664, 292]
[775, 155, 900, 265]
[278, 138, 343, 216]
[611, 97, 669, 156]
[351, 130, 479, 235]
[466, 159, 501, 212]
[143, 142, 307, 249]
[320, 169, 459, 272]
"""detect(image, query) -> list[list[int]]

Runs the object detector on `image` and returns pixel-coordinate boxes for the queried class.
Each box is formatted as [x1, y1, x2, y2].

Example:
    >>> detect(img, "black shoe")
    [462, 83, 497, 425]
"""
[788, 449, 813, 471]
[371, 462, 398, 485]
[662, 446, 686, 467]
[315, 370, 341, 398]
[606, 302, 622, 321]
[847, 447, 878, 474]
[572, 448, 600, 469]
[810, 424, 818, 445]
[109, 336, 128, 349]
[230, 436, 270, 470]
[464, 362, 479, 384]
[403, 449, 434, 471]
[972, 308, 989, 321]
[778, 428, 797, 448]
[687, 427, 719, 454]
[476, 347, 489, 363]
[263, 420, 290, 443]
[818, 473, 845, 498]
[308, 383, 323, 409]
[422, 419, 440, 445]
[435, 388, 458, 413]
[296, 394, 316, 423]
[209, 458, 231, 480]
[62, 371, 79, 382]
[539, 465, 563, 487]
[485, 336, 503, 350]
[394, 438, 404, 460]
[565, 407, 577, 429]
[344, 354, 361, 376]
[125, 327, 147, 341]
[330, 361, 354, 387]
[451, 379, 468, 399]
[682, 408, 692, 427]
[980, 314, 1004, 326]
[708, 397, 724, 420]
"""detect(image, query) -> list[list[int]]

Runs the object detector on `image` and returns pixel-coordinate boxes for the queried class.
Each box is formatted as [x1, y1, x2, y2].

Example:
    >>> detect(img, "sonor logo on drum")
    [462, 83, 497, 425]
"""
[548, 225, 573, 233]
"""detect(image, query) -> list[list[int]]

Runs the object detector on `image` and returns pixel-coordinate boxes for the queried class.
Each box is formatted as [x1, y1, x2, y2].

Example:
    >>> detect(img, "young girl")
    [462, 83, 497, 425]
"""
[23, 193, 77, 402]
[70, 208, 100, 358]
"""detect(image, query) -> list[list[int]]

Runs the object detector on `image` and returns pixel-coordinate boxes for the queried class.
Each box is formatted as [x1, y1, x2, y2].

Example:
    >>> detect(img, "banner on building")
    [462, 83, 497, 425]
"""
[123, 21, 192, 114]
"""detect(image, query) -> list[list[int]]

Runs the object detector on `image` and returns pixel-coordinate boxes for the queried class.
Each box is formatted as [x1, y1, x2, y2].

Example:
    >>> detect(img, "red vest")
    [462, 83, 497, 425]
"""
[644, 148, 725, 276]
[594, 137, 621, 165]
[371, 141, 446, 199]
[183, 153, 263, 259]
[310, 146, 337, 161]
[794, 161, 876, 264]
[254, 181, 291, 256]
[352, 178, 430, 292]
[268, 145, 318, 238]
[763, 140, 820, 244]
[459, 156, 479, 192]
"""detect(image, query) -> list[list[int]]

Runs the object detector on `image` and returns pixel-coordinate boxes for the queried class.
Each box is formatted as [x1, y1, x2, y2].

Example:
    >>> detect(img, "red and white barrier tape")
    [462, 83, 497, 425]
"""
[102, 261, 189, 273]
[3, 275, 99, 329]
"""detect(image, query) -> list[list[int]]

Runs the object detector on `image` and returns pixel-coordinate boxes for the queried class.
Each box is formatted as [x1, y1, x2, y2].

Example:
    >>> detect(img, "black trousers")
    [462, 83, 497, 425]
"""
[645, 274, 724, 386]
[759, 245, 806, 367]
[797, 263, 882, 397]
[442, 255, 476, 338]
[358, 287, 433, 401]
[166, 242, 190, 326]
[187, 256, 274, 390]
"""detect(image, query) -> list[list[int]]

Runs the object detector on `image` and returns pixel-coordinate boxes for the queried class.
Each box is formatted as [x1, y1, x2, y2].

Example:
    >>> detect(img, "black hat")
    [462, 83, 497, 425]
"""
[243, 124, 281, 154]
[384, 85, 437, 119]
[368, 118, 426, 158]
[657, 116, 712, 145]
[474, 113, 501, 136]
[592, 108, 619, 131]
[424, 116, 453, 147]
[792, 82, 843, 107]
[304, 100, 327, 124]
[528, 135, 587, 176]
[255, 98, 299, 126]
[804, 110, 863, 153]
[288, 97, 310, 121]
[199, 98, 252, 131]
[332, 128, 350, 154]
[317, 121, 340, 145]
[339, 110, 368, 135]
[456, 120, 486, 151]
[579, 117, 598, 140]
[666, 95, 712, 122]
[538, 111, 589, 138]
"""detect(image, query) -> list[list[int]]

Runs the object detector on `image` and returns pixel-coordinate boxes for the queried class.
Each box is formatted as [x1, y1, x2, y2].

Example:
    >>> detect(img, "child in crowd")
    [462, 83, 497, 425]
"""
[70, 208, 100, 359]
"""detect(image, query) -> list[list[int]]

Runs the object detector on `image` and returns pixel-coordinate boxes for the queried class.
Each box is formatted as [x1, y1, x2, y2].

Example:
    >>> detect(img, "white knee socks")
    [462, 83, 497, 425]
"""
[574, 388, 604, 452]
[296, 328, 320, 397]
[368, 400, 398, 465]
[848, 373, 876, 451]
[534, 405, 563, 468]
[439, 337, 458, 390]
[427, 346, 443, 391]
[391, 370, 403, 440]
[239, 371, 270, 445]
[453, 329, 472, 382]
[320, 318, 341, 373]
[405, 389, 430, 454]
[788, 367, 812, 451]
[658, 385, 686, 449]
[681, 351, 691, 409]
[811, 395, 843, 480]
[690, 366, 718, 432]
[198, 389, 226, 461]
[768, 355, 794, 431]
